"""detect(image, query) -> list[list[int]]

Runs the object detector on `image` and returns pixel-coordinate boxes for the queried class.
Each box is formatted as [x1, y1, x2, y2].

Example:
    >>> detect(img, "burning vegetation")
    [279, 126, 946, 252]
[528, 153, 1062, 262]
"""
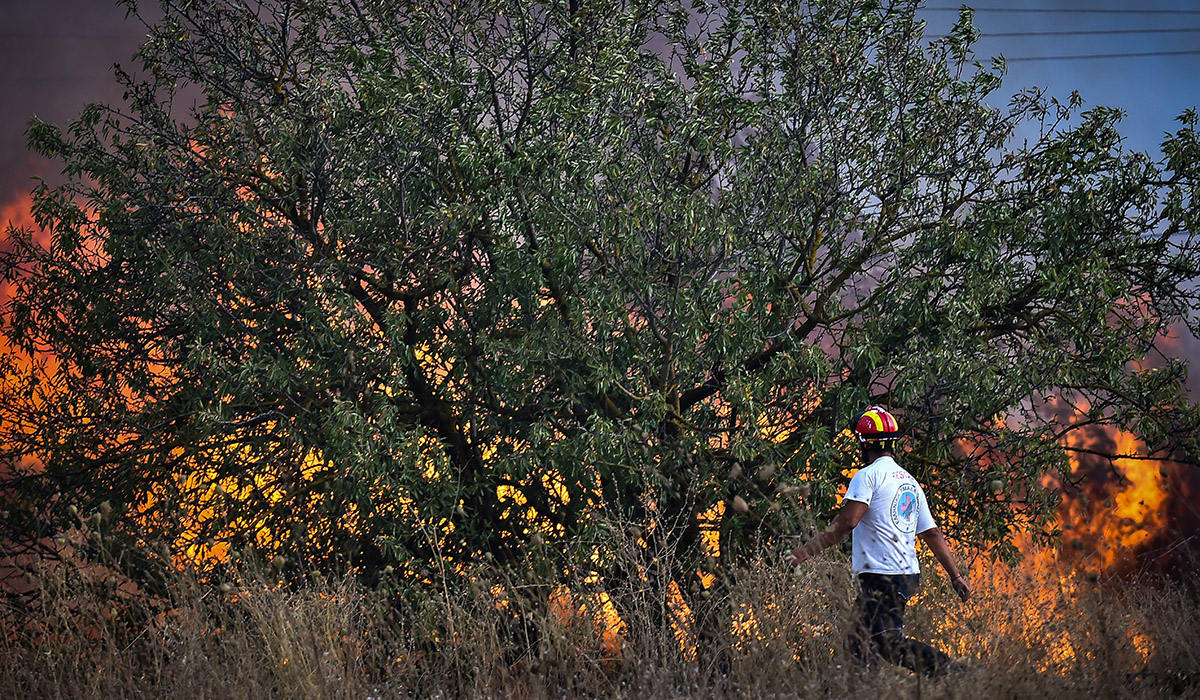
[1050, 421, 1200, 581]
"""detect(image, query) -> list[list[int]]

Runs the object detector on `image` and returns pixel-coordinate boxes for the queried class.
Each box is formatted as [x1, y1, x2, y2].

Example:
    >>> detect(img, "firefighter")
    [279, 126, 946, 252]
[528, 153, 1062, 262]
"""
[788, 406, 971, 677]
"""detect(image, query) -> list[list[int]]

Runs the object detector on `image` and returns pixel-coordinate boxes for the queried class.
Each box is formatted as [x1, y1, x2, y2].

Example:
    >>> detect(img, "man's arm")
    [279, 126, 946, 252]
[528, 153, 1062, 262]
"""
[918, 527, 971, 602]
[788, 500, 868, 565]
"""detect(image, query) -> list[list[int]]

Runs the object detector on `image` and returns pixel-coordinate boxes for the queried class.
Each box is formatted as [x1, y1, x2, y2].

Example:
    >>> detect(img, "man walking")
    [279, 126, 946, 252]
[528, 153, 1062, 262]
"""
[788, 406, 971, 677]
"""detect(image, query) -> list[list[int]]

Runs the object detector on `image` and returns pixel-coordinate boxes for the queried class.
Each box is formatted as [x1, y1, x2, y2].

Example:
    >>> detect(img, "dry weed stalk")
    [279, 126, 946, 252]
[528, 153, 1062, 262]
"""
[1, 533, 1197, 699]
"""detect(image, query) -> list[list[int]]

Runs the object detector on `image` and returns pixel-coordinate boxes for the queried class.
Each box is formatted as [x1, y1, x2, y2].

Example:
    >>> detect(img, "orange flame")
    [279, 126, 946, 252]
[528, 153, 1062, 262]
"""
[1045, 421, 1181, 577]
[956, 401, 1189, 671]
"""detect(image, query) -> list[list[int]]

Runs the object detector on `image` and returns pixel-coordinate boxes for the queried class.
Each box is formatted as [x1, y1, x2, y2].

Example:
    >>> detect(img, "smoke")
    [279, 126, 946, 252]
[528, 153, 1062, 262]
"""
[0, 2, 148, 201]
[1162, 323, 1200, 401]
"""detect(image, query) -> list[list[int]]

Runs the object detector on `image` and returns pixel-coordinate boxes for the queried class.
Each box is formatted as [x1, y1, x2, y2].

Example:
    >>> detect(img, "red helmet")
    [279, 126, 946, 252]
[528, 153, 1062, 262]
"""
[853, 406, 900, 442]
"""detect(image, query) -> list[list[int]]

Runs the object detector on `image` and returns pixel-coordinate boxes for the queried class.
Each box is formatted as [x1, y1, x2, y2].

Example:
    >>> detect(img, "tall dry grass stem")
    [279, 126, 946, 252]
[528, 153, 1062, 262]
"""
[2, 531, 1196, 699]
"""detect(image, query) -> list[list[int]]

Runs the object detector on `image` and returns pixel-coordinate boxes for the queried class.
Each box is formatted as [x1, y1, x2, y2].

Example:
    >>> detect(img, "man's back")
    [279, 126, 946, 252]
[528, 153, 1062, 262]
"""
[844, 455, 935, 576]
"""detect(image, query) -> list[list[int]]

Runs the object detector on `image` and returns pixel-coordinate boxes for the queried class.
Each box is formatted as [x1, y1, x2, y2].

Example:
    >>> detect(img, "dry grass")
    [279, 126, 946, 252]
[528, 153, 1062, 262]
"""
[2, 544, 1197, 700]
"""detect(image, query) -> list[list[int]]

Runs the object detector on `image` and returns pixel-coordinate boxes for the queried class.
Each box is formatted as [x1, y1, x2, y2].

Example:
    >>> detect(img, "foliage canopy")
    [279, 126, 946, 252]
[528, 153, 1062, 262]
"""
[3, 0, 1199, 597]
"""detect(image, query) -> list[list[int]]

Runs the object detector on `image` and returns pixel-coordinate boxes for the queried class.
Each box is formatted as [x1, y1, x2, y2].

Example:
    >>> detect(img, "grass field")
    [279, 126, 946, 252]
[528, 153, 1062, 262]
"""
[2, 541, 1197, 700]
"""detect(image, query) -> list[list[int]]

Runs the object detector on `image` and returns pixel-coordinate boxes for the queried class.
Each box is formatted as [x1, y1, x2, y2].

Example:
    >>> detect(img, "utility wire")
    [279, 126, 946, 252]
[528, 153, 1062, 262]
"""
[930, 27, 1200, 40]
[924, 7, 1200, 14]
[1006, 50, 1200, 62]
[972, 28, 1200, 38]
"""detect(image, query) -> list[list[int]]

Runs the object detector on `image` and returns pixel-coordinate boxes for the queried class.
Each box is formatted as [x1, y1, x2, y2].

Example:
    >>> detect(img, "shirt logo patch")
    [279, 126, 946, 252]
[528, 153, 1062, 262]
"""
[891, 483, 920, 533]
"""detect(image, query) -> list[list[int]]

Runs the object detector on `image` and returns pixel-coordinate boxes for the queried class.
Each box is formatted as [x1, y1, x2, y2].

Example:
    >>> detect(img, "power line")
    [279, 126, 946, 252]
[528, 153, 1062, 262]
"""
[931, 27, 1200, 40]
[924, 7, 1200, 14]
[1005, 49, 1200, 62]
[973, 28, 1200, 38]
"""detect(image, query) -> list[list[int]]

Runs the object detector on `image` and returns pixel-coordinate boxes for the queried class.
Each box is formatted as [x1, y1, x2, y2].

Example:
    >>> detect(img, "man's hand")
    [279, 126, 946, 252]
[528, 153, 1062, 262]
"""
[787, 545, 809, 567]
[951, 575, 971, 603]
[918, 527, 972, 603]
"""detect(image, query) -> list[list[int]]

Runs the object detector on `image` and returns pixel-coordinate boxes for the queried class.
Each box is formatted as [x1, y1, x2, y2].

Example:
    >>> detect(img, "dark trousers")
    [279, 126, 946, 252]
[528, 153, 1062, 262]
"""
[848, 573, 952, 678]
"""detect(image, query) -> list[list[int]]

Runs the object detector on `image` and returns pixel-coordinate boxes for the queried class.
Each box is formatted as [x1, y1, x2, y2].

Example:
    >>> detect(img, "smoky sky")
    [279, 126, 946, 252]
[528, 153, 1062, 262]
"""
[3, 1, 1199, 197]
[0, 1, 148, 203]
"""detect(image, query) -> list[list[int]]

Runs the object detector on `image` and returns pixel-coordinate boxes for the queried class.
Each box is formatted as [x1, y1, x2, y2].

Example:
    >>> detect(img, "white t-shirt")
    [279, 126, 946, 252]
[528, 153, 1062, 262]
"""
[843, 455, 937, 576]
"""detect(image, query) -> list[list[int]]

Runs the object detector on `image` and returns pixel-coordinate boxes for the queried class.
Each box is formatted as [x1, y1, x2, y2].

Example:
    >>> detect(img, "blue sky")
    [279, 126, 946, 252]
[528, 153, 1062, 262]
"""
[917, 1, 1200, 156]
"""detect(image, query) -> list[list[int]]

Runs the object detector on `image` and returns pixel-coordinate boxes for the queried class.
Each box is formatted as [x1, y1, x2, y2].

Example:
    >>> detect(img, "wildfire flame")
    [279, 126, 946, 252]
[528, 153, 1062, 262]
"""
[957, 410, 1197, 672]
[1044, 421, 1194, 579]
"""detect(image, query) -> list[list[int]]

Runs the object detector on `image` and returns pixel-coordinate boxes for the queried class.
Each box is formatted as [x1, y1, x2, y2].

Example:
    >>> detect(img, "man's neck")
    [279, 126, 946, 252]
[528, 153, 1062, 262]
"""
[864, 450, 893, 464]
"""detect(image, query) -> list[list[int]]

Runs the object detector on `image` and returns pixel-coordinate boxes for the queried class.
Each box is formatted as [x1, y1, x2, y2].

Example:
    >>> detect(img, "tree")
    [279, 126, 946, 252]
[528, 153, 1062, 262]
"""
[3, 0, 1199, 605]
